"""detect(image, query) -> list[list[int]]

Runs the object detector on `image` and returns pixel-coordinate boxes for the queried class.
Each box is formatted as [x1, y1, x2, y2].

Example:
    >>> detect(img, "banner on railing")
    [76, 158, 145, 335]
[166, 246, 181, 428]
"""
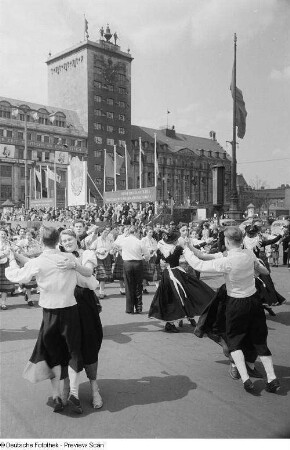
[103, 187, 157, 204]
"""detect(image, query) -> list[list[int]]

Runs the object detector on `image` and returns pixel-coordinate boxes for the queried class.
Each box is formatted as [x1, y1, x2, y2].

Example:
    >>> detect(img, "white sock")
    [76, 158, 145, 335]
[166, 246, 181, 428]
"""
[259, 355, 276, 382]
[230, 350, 249, 383]
[68, 366, 80, 398]
[50, 365, 61, 399]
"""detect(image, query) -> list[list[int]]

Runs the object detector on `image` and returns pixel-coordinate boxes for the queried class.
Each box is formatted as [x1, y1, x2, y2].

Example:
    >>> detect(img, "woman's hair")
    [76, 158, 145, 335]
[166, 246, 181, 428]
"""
[41, 226, 59, 248]
[60, 229, 77, 240]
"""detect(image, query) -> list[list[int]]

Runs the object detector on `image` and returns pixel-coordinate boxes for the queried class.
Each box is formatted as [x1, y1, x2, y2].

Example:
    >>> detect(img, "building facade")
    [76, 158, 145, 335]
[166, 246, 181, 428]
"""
[131, 126, 231, 214]
[0, 97, 87, 207]
[46, 25, 133, 197]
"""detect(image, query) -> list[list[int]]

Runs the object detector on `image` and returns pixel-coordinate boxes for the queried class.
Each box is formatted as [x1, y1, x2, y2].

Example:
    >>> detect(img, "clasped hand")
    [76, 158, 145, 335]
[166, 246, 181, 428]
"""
[56, 258, 75, 270]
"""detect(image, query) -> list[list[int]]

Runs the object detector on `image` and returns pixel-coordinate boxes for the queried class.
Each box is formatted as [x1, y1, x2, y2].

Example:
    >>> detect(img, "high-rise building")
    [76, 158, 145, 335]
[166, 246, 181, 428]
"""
[47, 25, 133, 200]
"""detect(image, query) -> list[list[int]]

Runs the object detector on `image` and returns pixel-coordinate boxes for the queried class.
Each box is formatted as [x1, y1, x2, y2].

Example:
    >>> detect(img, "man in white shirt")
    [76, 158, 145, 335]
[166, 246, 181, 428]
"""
[183, 226, 280, 395]
[117, 226, 150, 314]
[6, 226, 98, 413]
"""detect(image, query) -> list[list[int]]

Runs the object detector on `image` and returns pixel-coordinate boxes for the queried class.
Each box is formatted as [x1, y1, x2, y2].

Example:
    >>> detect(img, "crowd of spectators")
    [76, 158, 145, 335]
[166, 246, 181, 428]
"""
[0, 202, 156, 227]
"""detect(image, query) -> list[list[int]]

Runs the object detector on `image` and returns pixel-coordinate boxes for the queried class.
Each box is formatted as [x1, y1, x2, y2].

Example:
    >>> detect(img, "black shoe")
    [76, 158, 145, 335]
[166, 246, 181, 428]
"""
[229, 365, 241, 380]
[53, 396, 64, 413]
[243, 379, 255, 393]
[189, 318, 196, 327]
[126, 311, 134, 314]
[265, 378, 280, 393]
[165, 323, 179, 333]
[246, 364, 264, 379]
[135, 309, 142, 314]
[68, 394, 83, 414]
[27, 300, 34, 307]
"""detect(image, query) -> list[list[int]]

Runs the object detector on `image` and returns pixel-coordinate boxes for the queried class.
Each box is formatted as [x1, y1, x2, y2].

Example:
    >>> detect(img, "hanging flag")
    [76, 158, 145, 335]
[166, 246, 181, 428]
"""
[34, 168, 41, 195]
[115, 152, 124, 175]
[47, 166, 61, 183]
[230, 67, 247, 139]
[156, 151, 159, 175]
[41, 168, 48, 198]
[105, 153, 114, 178]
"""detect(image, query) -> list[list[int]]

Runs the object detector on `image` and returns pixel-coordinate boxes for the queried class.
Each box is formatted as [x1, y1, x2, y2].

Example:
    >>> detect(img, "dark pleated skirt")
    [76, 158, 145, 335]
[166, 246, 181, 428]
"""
[256, 274, 286, 305]
[148, 267, 214, 322]
[23, 288, 103, 383]
[23, 304, 83, 383]
[95, 254, 113, 282]
[74, 286, 103, 366]
[112, 253, 124, 280]
[0, 260, 15, 292]
[142, 256, 161, 281]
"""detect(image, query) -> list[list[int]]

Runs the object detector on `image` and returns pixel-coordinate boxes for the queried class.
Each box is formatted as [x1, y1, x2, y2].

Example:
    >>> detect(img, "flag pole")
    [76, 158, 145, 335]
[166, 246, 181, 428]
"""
[125, 144, 128, 190]
[229, 33, 239, 217]
[103, 148, 106, 204]
[34, 168, 36, 200]
[139, 137, 142, 189]
[29, 167, 32, 206]
[54, 161, 57, 208]
[154, 133, 158, 215]
[40, 163, 43, 199]
[113, 145, 117, 191]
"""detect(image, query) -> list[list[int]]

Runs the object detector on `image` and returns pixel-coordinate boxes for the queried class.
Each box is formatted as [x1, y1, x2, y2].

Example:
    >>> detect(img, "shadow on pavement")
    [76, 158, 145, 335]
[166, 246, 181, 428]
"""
[266, 311, 290, 326]
[47, 374, 197, 417]
[103, 321, 164, 344]
[0, 326, 39, 342]
[103, 320, 196, 343]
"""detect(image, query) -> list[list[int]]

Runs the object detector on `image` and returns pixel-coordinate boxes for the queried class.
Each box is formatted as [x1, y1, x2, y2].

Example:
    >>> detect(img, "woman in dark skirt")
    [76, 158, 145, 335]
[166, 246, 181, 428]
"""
[148, 229, 214, 333]
[59, 229, 103, 409]
[243, 224, 286, 308]
[141, 226, 161, 293]
[0, 228, 15, 310]
[90, 226, 114, 299]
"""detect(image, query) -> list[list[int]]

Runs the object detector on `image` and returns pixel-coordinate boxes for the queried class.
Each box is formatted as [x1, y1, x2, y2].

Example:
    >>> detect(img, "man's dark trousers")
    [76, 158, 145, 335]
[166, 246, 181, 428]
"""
[123, 260, 143, 313]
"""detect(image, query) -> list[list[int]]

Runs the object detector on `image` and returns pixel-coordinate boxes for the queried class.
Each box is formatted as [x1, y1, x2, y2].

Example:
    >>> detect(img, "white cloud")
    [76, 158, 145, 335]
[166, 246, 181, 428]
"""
[270, 66, 290, 81]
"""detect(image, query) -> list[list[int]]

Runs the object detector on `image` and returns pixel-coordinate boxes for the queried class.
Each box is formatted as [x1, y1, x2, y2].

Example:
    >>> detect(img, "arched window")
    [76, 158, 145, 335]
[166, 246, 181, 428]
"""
[0, 101, 11, 118]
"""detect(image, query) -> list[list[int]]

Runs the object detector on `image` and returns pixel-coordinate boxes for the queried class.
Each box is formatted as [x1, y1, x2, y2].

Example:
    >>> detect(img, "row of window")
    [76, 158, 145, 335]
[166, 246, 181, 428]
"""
[94, 68, 126, 82]
[93, 137, 126, 147]
[0, 128, 84, 147]
[94, 96, 127, 108]
[1, 165, 66, 180]
[94, 81, 127, 95]
[93, 110, 126, 121]
[93, 125, 126, 134]
[0, 107, 66, 128]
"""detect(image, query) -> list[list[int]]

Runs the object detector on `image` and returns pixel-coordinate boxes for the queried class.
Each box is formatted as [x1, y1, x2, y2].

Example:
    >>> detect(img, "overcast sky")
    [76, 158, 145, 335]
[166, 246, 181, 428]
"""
[0, 0, 289, 188]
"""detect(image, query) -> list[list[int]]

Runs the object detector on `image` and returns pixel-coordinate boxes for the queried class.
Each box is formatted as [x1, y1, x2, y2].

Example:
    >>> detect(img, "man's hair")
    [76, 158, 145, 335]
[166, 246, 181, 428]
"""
[41, 226, 59, 248]
[224, 226, 243, 245]
[129, 225, 136, 234]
